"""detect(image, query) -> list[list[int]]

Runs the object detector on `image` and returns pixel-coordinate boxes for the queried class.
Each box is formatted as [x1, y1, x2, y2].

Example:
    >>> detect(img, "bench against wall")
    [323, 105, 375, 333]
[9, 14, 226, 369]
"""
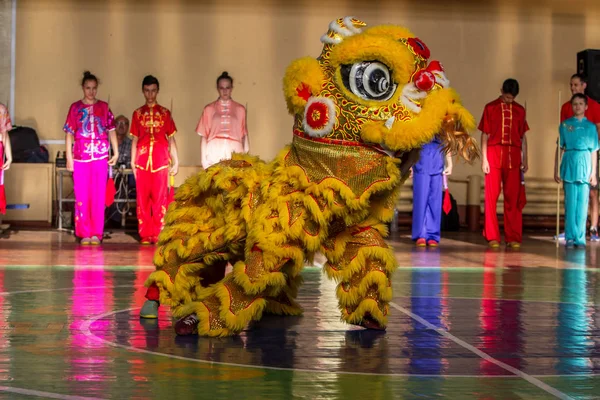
[3, 163, 53, 223]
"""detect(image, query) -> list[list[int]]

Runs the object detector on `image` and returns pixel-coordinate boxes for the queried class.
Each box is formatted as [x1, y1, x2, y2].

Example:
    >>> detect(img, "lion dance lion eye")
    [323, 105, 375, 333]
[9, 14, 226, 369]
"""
[340, 61, 397, 101]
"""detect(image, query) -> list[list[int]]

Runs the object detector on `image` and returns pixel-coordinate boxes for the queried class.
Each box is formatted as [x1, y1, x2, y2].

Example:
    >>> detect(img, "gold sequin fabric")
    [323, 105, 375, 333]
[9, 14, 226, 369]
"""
[284, 135, 394, 196]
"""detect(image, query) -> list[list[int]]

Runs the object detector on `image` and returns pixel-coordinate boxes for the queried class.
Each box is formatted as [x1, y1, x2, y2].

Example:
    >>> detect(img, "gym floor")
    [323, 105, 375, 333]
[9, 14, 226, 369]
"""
[0, 229, 597, 399]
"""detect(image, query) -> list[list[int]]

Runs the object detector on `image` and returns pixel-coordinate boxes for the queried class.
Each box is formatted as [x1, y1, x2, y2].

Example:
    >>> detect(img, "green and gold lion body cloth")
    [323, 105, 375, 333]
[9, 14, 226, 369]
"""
[145, 17, 478, 336]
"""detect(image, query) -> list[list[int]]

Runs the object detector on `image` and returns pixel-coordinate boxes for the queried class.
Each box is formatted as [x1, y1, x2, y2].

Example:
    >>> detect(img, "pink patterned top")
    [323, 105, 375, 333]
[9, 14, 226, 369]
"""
[0, 103, 12, 137]
[195, 99, 247, 143]
[63, 100, 115, 161]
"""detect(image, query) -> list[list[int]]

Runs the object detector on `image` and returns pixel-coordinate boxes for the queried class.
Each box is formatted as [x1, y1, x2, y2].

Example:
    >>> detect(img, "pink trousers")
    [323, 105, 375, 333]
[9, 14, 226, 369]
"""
[0, 143, 5, 214]
[73, 159, 108, 238]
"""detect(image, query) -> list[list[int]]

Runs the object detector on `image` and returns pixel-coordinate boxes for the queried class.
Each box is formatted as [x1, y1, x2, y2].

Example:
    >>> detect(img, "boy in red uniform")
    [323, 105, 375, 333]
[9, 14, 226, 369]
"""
[558, 74, 600, 241]
[130, 75, 179, 244]
[480, 79, 529, 248]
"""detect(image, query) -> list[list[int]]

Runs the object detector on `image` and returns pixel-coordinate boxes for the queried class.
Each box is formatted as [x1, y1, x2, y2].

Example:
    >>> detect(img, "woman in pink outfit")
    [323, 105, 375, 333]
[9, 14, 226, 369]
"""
[63, 71, 118, 245]
[196, 71, 249, 169]
[0, 103, 13, 214]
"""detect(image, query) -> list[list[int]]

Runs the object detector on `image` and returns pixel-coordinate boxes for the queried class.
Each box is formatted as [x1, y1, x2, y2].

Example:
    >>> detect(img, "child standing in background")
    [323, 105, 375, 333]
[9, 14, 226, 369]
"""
[555, 93, 599, 248]
[63, 71, 119, 245]
[412, 135, 453, 247]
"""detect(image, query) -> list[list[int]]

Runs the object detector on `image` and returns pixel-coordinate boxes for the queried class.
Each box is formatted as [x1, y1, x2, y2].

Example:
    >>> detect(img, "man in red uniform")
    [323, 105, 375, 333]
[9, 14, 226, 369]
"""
[558, 73, 600, 241]
[130, 75, 179, 244]
[480, 79, 529, 248]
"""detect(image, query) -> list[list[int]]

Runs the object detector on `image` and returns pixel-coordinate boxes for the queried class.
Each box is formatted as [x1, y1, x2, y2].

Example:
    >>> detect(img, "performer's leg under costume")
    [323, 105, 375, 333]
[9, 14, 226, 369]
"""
[136, 168, 169, 240]
[73, 159, 108, 238]
[323, 223, 395, 329]
[150, 224, 306, 336]
[483, 167, 502, 242]
[501, 167, 522, 243]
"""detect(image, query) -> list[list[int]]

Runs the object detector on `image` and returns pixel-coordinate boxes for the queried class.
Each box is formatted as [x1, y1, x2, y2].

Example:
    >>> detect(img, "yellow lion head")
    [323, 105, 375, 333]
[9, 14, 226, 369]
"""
[283, 17, 478, 167]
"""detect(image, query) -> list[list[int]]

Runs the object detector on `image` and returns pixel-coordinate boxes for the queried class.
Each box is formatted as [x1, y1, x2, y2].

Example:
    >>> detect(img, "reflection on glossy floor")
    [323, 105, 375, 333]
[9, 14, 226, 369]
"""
[0, 229, 598, 399]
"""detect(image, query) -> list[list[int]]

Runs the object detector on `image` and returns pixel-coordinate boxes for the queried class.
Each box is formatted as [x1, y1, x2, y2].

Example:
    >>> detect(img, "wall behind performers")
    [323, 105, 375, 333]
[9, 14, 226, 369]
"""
[13, 0, 600, 203]
[0, 0, 12, 109]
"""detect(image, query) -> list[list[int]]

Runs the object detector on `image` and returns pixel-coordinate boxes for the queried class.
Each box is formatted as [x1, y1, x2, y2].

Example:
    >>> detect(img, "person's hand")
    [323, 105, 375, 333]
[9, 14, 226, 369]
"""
[554, 172, 561, 184]
[66, 157, 74, 172]
[170, 161, 179, 176]
[107, 154, 118, 166]
[409, 167, 413, 179]
[591, 174, 597, 187]
[482, 159, 490, 174]
[443, 165, 453, 175]
[521, 160, 528, 174]
[2, 158, 11, 171]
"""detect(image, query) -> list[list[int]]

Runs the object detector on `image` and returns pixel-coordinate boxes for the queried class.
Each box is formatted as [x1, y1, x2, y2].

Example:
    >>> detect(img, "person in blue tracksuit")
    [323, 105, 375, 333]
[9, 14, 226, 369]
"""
[412, 135, 453, 247]
[554, 93, 599, 248]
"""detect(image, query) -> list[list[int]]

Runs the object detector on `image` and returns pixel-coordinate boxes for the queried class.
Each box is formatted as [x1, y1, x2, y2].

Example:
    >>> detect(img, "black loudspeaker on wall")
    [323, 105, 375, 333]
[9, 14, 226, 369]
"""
[577, 49, 600, 102]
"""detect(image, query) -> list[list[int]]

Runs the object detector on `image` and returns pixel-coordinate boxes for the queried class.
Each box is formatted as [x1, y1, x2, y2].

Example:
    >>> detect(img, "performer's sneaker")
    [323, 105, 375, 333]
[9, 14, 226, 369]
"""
[507, 242, 521, 249]
[554, 232, 565, 241]
[175, 313, 199, 336]
[415, 238, 426, 247]
[590, 228, 599, 242]
[80, 237, 91, 245]
[427, 240, 439, 247]
[566, 240, 575, 248]
[140, 300, 159, 319]
[90, 236, 101, 245]
[140, 237, 152, 245]
[488, 240, 500, 248]
[360, 313, 386, 331]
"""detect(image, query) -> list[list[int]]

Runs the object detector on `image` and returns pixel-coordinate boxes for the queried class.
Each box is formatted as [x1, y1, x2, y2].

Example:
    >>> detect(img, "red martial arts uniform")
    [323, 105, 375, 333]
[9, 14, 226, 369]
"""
[479, 98, 529, 243]
[560, 95, 600, 124]
[130, 104, 176, 242]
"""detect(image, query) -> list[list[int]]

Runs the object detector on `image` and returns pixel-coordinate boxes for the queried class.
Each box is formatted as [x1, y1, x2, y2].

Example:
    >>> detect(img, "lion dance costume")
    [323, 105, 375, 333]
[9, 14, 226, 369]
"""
[141, 17, 478, 336]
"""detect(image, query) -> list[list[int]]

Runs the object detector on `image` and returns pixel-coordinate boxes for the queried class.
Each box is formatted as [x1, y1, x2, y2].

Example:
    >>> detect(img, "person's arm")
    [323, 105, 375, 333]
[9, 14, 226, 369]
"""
[201, 136, 208, 169]
[521, 133, 528, 173]
[107, 130, 118, 166]
[131, 136, 138, 178]
[169, 135, 179, 176]
[65, 133, 74, 172]
[2, 131, 12, 170]
[481, 133, 489, 174]
[591, 150, 598, 187]
[443, 150, 453, 175]
[243, 135, 250, 153]
[554, 137, 564, 184]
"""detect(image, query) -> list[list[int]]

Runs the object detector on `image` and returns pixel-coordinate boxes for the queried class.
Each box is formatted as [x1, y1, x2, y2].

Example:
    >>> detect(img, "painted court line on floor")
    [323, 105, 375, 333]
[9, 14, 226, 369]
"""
[389, 301, 573, 400]
[81, 307, 525, 379]
[0, 386, 103, 400]
[81, 307, 599, 381]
